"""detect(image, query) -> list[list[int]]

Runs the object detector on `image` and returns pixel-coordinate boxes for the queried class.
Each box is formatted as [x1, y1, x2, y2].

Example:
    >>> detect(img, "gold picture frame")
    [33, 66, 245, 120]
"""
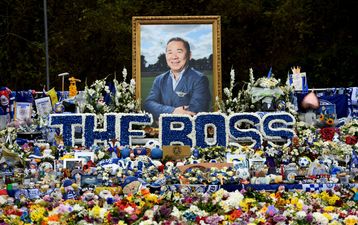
[132, 16, 222, 113]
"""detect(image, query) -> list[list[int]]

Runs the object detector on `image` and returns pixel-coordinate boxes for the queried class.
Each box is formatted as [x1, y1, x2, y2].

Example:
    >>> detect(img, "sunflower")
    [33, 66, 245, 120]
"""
[319, 114, 325, 121]
[326, 118, 334, 126]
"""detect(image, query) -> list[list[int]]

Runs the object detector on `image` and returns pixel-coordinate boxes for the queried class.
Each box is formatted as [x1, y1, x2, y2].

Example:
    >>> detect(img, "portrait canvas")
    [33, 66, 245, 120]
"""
[133, 16, 222, 118]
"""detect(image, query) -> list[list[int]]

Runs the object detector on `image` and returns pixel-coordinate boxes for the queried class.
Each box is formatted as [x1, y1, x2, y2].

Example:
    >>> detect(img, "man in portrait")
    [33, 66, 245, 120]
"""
[144, 37, 211, 120]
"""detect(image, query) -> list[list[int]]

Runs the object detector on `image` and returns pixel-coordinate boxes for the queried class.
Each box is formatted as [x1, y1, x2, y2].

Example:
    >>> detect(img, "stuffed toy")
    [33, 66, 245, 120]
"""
[68, 77, 81, 97]
[0, 87, 14, 119]
[61, 179, 78, 200]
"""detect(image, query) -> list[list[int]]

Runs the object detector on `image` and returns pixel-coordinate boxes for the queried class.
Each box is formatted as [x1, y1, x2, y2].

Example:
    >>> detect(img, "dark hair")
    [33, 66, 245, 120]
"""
[166, 37, 191, 59]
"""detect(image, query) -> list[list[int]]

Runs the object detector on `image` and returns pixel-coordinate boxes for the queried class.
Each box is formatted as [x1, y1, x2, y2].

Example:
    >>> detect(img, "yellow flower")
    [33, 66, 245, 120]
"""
[30, 206, 46, 222]
[328, 195, 340, 205]
[329, 221, 342, 225]
[91, 205, 101, 218]
[296, 199, 304, 211]
[239, 198, 256, 212]
[319, 114, 325, 121]
[326, 118, 334, 125]
[324, 206, 335, 212]
[145, 193, 158, 203]
[323, 213, 333, 221]
[118, 221, 127, 225]
[344, 215, 358, 225]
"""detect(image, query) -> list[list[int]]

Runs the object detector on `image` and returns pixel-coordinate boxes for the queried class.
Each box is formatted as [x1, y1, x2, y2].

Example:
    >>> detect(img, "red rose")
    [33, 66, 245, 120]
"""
[345, 135, 358, 145]
[320, 127, 336, 141]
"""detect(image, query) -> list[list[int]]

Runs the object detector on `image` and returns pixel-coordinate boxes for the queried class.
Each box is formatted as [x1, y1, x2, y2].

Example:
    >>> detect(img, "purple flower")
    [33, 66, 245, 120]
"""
[273, 214, 286, 222]
[159, 204, 172, 218]
[306, 213, 313, 223]
[266, 205, 278, 216]
[205, 214, 223, 225]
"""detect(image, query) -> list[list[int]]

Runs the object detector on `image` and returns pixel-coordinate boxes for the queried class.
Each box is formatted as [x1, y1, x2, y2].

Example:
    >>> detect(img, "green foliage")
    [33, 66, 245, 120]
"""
[0, 0, 357, 91]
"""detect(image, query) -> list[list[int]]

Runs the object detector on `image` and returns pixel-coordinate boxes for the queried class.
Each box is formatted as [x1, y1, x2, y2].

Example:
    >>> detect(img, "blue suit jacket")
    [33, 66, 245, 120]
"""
[144, 67, 211, 120]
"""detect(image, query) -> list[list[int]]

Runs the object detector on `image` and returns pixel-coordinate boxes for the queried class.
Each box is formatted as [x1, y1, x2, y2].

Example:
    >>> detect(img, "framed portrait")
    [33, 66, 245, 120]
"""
[63, 158, 84, 170]
[34, 97, 53, 117]
[75, 151, 95, 164]
[14, 102, 32, 121]
[132, 16, 222, 114]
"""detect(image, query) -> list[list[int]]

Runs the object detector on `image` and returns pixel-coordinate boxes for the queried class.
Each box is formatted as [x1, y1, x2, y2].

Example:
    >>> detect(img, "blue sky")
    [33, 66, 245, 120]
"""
[141, 24, 212, 65]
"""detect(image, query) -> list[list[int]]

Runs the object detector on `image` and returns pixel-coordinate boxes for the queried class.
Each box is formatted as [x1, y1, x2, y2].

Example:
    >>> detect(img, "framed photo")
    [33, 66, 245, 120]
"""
[227, 153, 248, 168]
[63, 158, 84, 170]
[14, 102, 32, 121]
[75, 151, 95, 164]
[317, 100, 336, 118]
[249, 156, 266, 170]
[35, 97, 53, 117]
[81, 175, 100, 187]
[132, 16, 222, 114]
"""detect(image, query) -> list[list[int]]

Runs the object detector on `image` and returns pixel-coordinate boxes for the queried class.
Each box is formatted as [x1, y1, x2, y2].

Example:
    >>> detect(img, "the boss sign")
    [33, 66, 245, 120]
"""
[49, 112, 295, 149]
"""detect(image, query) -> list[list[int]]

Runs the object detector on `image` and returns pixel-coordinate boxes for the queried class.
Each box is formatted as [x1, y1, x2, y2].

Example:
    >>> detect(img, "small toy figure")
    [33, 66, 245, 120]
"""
[68, 77, 81, 97]
[0, 86, 14, 120]
[28, 160, 39, 182]
[27, 182, 41, 200]
[81, 186, 98, 206]
[62, 179, 78, 200]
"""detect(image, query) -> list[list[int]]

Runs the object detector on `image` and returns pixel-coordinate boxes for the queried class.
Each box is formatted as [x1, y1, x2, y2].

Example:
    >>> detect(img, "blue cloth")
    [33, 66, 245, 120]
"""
[296, 92, 349, 118]
[15, 91, 34, 103]
[319, 94, 349, 118]
[144, 67, 211, 120]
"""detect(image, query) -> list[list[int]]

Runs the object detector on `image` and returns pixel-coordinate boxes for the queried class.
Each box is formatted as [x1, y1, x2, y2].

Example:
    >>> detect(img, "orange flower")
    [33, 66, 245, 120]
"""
[229, 209, 242, 221]
[48, 214, 60, 222]
[319, 114, 325, 121]
[141, 188, 150, 196]
[326, 118, 334, 125]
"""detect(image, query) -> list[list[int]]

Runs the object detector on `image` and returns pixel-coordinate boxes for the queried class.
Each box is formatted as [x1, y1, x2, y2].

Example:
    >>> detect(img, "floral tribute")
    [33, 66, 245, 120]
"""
[0, 68, 358, 225]
[1, 186, 358, 224]
[217, 68, 296, 115]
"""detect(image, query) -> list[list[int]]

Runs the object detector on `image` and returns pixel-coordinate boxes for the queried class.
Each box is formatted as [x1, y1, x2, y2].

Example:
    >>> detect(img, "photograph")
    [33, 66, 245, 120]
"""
[14, 102, 32, 121]
[75, 151, 95, 164]
[63, 158, 84, 170]
[34, 97, 53, 117]
[133, 16, 221, 120]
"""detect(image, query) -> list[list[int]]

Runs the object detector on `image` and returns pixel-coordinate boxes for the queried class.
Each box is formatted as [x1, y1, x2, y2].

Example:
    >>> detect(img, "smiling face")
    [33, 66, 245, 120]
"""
[165, 40, 191, 77]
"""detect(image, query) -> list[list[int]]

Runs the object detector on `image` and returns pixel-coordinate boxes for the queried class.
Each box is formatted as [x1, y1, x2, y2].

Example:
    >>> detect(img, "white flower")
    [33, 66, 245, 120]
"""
[171, 206, 182, 219]
[312, 212, 329, 225]
[296, 211, 306, 220]
[124, 206, 135, 214]
[139, 221, 159, 225]
[144, 209, 155, 219]
[187, 205, 208, 217]
[98, 151, 105, 159]
[122, 67, 127, 79]
[219, 190, 244, 212]
[223, 88, 231, 97]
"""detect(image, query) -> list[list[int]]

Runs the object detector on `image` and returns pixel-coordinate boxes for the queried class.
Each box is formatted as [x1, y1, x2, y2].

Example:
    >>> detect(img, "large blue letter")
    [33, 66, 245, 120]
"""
[195, 113, 227, 148]
[84, 114, 117, 147]
[261, 112, 295, 141]
[160, 115, 193, 146]
[49, 114, 82, 146]
[229, 113, 262, 149]
[119, 114, 153, 146]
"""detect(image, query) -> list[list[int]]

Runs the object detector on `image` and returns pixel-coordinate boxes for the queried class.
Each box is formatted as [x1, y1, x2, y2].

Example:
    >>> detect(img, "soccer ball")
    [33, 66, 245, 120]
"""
[145, 139, 161, 149]
[298, 156, 311, 168]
